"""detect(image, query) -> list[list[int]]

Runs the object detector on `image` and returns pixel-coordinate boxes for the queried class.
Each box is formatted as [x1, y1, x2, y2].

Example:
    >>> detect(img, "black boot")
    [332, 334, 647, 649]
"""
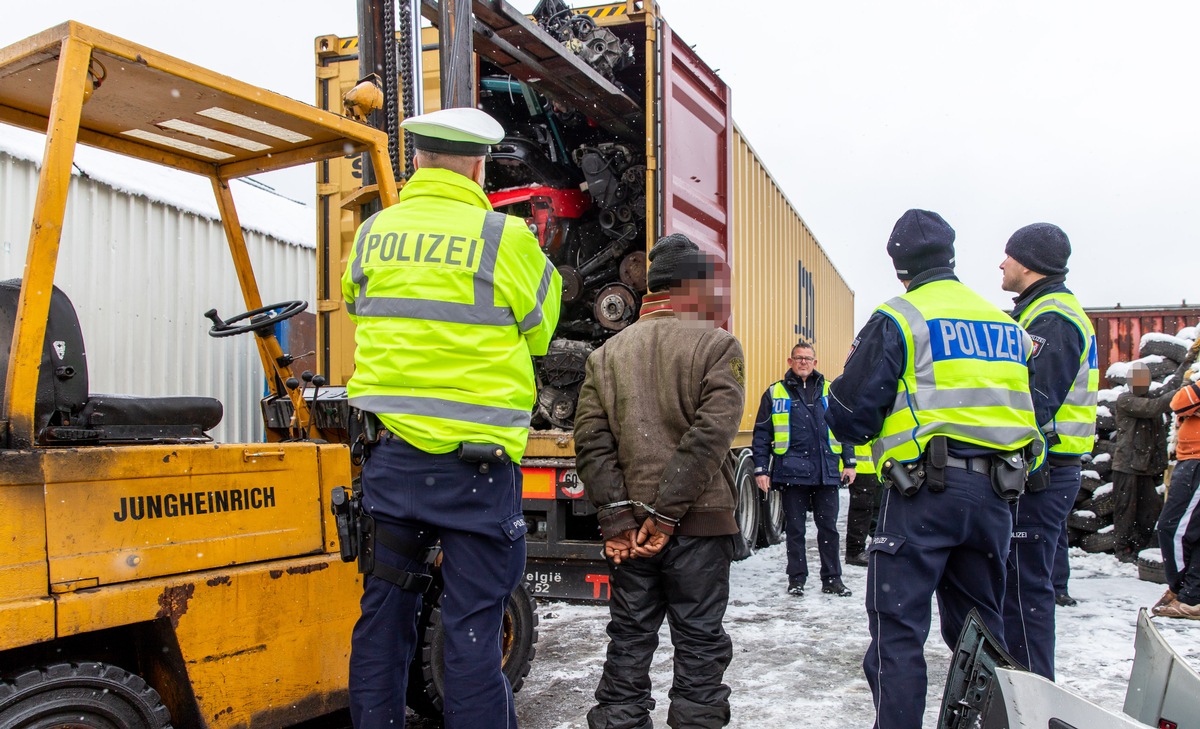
[822, 579, 852, 597]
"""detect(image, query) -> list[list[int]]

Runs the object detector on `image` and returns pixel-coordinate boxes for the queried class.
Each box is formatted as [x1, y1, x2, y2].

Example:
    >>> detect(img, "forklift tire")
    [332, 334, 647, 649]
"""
[757, 486, 784, 548]
[0, 661, 171, 728]
[406, 582, 539, 720]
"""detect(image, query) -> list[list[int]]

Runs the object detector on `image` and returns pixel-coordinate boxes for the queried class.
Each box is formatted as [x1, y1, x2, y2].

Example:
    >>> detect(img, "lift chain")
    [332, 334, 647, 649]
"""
[397, 0, 416, 178]
[382, 0, 404, 182]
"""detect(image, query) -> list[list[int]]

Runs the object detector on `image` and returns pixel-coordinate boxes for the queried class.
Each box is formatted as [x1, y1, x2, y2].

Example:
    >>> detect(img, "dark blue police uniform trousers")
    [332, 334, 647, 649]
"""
[1002, 464, 1080, 680]
[1051, 518, 1070, 594]
[864, 466, 1011, 729]
[1159, 459, 1200, 604]
[780, 484, 841, 584]
[349, 434, 526, 729]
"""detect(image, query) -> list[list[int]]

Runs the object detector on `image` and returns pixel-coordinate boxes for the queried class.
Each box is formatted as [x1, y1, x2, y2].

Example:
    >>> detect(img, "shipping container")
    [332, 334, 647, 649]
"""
[314, 1, 854, 599]
[1086, 306, 1200, 387]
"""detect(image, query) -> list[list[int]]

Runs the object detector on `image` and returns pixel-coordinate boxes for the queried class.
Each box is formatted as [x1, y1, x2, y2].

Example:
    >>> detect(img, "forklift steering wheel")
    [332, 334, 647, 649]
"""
[205, 300, 308, 338]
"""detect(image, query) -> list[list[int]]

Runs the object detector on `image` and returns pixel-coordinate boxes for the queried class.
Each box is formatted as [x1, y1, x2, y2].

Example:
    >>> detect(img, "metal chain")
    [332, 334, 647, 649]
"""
[397, 0, 416, 179]
[382, 0, 403, 182]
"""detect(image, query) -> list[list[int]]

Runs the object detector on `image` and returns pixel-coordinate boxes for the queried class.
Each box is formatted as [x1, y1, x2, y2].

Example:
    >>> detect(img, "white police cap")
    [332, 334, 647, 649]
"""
[401, 107, 505, 156]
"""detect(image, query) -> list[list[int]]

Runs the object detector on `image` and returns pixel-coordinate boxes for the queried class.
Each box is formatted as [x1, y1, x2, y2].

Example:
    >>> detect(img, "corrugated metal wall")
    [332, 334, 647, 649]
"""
[1087, 307, 1200, 387]
[730, 127, 855, 433]
[0, 152, 315, 443]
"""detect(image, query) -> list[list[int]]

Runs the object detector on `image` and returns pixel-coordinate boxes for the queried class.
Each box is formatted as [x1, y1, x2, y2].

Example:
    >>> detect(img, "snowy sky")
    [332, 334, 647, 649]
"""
[6, 1, 1199, 329]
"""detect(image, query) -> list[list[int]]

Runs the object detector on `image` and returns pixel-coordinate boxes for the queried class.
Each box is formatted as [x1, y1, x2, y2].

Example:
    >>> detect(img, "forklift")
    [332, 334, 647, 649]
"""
[0, 17, 533, 728]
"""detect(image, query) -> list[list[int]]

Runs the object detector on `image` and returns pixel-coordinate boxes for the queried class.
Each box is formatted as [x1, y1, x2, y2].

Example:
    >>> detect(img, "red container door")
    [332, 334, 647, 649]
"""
[659, 20, 733, 321]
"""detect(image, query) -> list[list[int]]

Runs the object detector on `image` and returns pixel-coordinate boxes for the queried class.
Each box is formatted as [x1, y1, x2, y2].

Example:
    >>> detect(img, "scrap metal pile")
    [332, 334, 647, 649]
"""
[481, 1, 643, 430]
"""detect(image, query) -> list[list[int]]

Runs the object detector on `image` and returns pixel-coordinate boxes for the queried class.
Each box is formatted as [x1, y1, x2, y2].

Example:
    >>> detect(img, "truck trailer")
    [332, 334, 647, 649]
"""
[312, 0, 855, 600]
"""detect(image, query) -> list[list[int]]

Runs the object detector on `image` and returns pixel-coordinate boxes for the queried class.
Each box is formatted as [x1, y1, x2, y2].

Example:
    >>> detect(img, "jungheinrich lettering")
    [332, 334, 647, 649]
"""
[113, 487, 277, 522]
[361, 231, 483, 269]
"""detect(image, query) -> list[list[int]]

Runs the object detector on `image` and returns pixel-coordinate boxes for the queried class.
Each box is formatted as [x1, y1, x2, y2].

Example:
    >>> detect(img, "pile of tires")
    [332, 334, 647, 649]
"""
[1069, 329, 1197, 559]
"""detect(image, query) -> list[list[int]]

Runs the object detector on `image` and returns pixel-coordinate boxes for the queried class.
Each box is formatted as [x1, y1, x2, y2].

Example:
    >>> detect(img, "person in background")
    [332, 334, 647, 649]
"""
[1111, 358, 1188, 564]
[1153, 339, 1200, 619]
[845, 442, 882, 567]
[343, 107, 562, 729]
[825, 209, 1040, 729]
[1052, 527, 1078, 606]
[998, 222, 1098, 681]
[575, 233, 746, 729]
[751, 341, 855, 597]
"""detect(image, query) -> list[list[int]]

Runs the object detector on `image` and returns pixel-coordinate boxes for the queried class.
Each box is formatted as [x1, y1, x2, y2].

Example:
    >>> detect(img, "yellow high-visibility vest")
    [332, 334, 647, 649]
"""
[342, 167, 562, 462]
[854, 443, 876, 476]
[871, 279, 1040, 475]
[1017, 291, 1099, 456]
[770, 380, 842, 459]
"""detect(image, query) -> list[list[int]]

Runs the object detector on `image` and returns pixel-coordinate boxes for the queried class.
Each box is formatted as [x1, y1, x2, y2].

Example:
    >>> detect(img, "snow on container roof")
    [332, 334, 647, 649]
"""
[0, 123, 314, 248]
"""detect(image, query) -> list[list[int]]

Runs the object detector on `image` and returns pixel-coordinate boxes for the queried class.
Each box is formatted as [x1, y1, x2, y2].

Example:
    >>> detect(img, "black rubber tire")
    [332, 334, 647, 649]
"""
[732, 450, 760, 557]
[1141, 338, 1188, 363]
[1138, 555, 1168, 584]
[407, 582, 539, 720]
[1079, 474, 1103, 495]
[756, 486, 785, 548]
[1089, 488, 1116, 518]
[1080, 529, 1117, 553]
[1068, 509, 1105, 532]
[0, 662, 171, 729]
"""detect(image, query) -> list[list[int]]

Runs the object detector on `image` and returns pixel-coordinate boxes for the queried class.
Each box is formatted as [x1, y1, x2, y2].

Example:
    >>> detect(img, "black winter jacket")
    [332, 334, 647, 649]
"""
[751, 369, 845, 486]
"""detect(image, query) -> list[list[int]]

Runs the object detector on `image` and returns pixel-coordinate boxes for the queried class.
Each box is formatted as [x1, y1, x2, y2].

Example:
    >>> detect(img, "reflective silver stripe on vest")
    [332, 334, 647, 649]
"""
[906, 387, 1036, 412]
[350, 211, 516, 326]
[345, 210, 385, 316]
[519, 258, 556, 332]
[874, 422, 1037, 458]
[349, 394, 532, 429]
[884, 297, 934, 384]
[1054, 420, 1096, 438]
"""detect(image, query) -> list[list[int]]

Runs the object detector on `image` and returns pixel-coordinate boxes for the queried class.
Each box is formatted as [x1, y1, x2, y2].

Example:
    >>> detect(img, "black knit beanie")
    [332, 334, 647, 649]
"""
[1005, 223, 1071, 275]
[647, 233, 701, 292]
[886, 209, 956, 280]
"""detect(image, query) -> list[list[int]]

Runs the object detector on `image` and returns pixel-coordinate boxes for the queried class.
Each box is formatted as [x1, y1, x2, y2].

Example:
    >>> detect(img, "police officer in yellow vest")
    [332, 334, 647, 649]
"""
[751, 342, 855, 598]
[999, 223, 1098, 680]
[845, 442, 883, 566]
[343, 107, 562, 729]
[825, 209, 1039, 729]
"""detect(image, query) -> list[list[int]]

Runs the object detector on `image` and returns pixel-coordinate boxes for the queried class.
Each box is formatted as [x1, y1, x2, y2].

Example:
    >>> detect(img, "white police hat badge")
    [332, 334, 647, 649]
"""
[400, 107, 505, 156]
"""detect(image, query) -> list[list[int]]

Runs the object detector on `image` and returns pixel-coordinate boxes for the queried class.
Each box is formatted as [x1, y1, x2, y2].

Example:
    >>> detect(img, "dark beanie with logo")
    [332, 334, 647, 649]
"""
[647, 233, 703, 292]
[1005, 223, 1071, 275]
[887, 209, 956, 281]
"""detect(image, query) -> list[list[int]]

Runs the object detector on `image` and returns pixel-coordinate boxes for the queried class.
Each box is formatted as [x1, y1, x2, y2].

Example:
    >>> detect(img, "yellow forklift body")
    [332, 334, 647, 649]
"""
[0, 20, 394, 727]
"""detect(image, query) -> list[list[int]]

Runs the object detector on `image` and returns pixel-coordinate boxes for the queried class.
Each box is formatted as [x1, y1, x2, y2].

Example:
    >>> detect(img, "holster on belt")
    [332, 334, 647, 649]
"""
[990, 450, 1027, 503]
[357, 514, 439, 593]
[349, 408, 384, 465]
[925, 436, 948, 493]
[1025, 464, 1051, 493]
[457, 442, 510, 474]
[882, 457, 925, 497]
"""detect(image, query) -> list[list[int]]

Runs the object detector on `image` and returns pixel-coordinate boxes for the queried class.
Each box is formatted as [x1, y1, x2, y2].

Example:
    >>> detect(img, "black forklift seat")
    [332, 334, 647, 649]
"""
[0, 279, 223, 445]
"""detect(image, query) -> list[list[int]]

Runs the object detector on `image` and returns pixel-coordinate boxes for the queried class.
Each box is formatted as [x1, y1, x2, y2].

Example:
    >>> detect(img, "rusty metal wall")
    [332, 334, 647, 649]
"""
[0, 150, 315, 444]
[1087, 306, 1200, 387]
[731, 126, 855, 434]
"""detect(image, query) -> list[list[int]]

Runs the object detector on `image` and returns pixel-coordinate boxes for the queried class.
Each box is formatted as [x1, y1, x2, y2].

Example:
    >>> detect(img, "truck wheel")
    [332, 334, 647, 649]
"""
[0, 662, 171, 728]
[733, 451, 759, 556]
[407, 582, 539, 719]
[757, 486, 784, 547]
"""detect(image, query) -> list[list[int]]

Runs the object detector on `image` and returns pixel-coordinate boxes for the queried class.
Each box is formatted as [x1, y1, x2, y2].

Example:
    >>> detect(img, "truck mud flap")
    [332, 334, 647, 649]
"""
[1123, 607, 1200, 729]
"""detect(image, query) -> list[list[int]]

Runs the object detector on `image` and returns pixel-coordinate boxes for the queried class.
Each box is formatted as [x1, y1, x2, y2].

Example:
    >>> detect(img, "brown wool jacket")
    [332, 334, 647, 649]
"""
[574, 301, 746, 538]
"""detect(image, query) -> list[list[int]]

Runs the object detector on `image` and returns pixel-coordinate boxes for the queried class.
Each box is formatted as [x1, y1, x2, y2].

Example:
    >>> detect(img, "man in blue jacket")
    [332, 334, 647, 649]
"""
[752, 341, 855, 597]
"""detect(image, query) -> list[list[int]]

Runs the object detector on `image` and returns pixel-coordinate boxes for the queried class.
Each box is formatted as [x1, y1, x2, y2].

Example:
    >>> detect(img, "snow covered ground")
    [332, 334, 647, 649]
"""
[465, 491, 1200, 729]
